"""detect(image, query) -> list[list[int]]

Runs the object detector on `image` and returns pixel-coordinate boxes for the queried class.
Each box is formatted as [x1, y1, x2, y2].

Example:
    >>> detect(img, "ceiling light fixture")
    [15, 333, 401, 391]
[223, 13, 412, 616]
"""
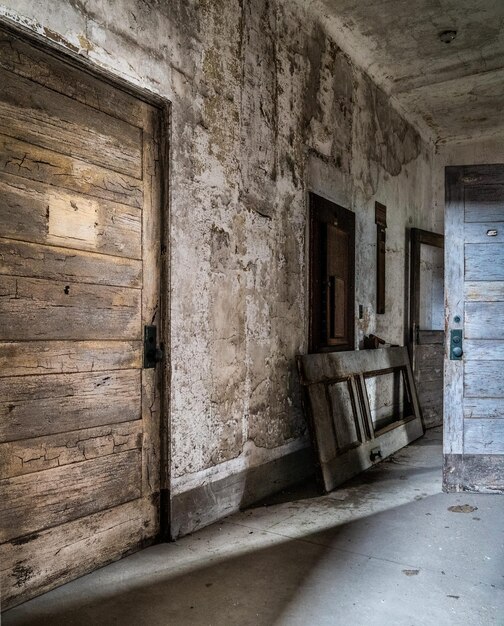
[439, 30, 457, 44]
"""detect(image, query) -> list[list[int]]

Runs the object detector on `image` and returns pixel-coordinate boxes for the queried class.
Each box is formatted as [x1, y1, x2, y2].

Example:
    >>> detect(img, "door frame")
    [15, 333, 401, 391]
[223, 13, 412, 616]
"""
[409, 227, 444, 346]
[0, 17, 172, 538]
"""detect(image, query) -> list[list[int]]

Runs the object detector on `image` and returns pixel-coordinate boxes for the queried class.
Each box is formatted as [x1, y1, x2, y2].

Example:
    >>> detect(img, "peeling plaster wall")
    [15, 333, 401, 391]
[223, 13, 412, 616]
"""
[1, 0, 436, 536]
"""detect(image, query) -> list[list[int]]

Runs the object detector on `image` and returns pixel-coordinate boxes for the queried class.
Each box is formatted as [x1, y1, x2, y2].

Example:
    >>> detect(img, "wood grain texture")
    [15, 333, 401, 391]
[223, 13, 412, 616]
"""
[0, 420, 142, 479]
[465, 243, 504, 280]
[464, 419, 504, 455]
[0, 66, 142, 178]
[299, 347, 423, 492]
[465, 302, 504, 339]
[464, 398, 504, 419]
[444, 166, 464, 455]
[0, 27, 164, 609]
[464, 361, 504, 398]
[464, 185, 504, 222]
[0, 340, 141, 377]
[443, 453, 504, 493]
[465, 281, 504, 302]
[417, 330, 444, 345]
[0, 370, 141, 442]
[0, 449, 141, 542]
[0, 134, 143, 208]
[0, 29, 146, 126]
[0, 499, 154, 611]
[464, 340, 504, 361]
[0, 173, 142, 258]
[140, 106, 163, 502]
[0, 276, 140, 341]
[464, 222, 504, 244]
[0, 239, 142, 288]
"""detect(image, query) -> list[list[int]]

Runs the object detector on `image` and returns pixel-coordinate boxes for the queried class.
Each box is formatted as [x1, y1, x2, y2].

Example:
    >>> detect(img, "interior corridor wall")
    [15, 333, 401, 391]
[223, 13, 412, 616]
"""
[1, 0, 437, 536]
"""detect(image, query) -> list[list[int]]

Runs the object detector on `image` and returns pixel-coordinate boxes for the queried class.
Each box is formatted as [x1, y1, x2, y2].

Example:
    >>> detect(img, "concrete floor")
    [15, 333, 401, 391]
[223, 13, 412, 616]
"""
[3, 427, 504, 626]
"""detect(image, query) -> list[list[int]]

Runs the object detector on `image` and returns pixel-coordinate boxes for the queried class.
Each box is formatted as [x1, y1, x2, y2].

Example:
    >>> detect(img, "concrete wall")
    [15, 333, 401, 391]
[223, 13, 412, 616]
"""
[1, 0, 437, 536]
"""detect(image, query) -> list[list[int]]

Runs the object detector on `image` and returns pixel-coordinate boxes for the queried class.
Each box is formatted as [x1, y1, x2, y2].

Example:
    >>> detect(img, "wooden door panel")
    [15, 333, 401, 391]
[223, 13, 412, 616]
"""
[0, 31, 145, 125]
[464, 340, 504, 360]
[0, 370, 141, 441]
[444, 165, 504, 492]
[0, 27, 163, 609]
[0, 341, 142, 377]
[0, 174, 142, 258]
[0, 499, 150, 609]
[464, 222, 504, 243]
[0, 67, 142, 178]
[465, 302, 504, 339]
[1, 240, 142, 288]
[464, 185, 504, 221]
[0, 450, 141, 542]
[298, 348, 423, 492]
[465, 282, 504, 301]
[464, 419, 504, 455]
[464, 361, 504, 397]
[0, 135, 144, 208]
[0, 277, 141, 340]
[465, 244, 504, 280]
[464, 398, 504, 419]
[327, 381, 360, 450]
[0, 420, 143, 479]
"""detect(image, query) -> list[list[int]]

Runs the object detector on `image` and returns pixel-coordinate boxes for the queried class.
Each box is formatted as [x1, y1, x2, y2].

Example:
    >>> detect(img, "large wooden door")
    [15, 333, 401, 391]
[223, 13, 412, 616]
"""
[444, 165, 504, 492]
[0, 28, 163, 609]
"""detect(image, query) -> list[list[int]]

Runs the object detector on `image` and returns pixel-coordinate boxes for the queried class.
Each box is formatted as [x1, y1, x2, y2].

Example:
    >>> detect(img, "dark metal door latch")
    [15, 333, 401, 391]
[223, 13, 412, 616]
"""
[144, 325, 164, 368]
[370, 447, 382, 462]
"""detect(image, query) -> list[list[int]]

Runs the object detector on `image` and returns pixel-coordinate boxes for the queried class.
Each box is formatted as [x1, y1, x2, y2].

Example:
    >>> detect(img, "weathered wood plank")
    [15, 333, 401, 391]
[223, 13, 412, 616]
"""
[0, 134, 143, 208]
[0, 340, 142, 377]
[464, 361, 504, 398]
[444, 453, 504, 493]
[0, 29, 146, 127]
[140, 106, 162, 502]
[417, 330, 444, 345]
[464, 398, 504, 419]
[0, 173, 142, 259]
[0, 449, 141, 542]
[444, 166, 464, 455]
[0, 369, 141, 442]
[464, 340, 504, 361]
[0, 498, 157, 610]
[299, 347, 409, 384]
[0, 239, 142, 288]
[0, 66, 142, 178]
[464, 419, 504, 455]
[327, 381, 360, 450]
[307, 383, 337, 464]
[464, 222, 504, 244]
[0, 421, 142, 479]
[465, 281, 504, 302]
[0, 276, 140, 341]
[465, 302, 504, 339]
[464, 185, 504, 222]
[465, 243, 504, 280]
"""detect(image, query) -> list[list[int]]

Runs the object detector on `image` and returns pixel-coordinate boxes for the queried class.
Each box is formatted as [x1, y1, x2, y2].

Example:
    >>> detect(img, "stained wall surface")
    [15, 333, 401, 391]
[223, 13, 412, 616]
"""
[0, 0, 438, 535]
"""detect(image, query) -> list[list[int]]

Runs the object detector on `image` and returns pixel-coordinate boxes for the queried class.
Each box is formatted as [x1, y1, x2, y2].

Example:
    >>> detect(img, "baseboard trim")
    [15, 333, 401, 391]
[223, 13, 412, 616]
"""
[170, 446, 315, 538]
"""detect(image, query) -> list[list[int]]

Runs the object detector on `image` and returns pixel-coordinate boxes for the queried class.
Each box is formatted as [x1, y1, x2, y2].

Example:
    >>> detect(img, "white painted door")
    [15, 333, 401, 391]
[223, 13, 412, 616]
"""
[444, 165, 504, 492]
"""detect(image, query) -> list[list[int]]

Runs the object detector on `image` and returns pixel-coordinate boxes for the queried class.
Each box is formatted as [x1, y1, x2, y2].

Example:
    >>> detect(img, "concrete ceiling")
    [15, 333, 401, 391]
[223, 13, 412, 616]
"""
[308, 0, 504, 143]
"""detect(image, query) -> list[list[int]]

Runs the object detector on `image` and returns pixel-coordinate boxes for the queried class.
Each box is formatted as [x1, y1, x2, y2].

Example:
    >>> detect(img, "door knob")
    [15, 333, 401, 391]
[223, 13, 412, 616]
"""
[450, 329, 463, 360]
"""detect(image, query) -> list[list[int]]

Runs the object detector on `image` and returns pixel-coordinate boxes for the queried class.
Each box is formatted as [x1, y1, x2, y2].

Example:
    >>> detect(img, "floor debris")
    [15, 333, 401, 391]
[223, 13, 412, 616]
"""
[448, 504, 478, 513]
